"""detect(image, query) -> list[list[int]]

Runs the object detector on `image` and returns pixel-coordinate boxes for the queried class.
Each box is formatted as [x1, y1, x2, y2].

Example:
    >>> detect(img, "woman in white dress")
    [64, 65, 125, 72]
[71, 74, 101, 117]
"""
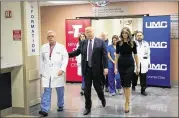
[76, 33, 86, 95]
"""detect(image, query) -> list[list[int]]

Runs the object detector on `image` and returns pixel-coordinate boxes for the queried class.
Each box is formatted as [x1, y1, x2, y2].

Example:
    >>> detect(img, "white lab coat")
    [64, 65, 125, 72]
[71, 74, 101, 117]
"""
[76, 43, 82, 76]
[134, 40, 150, 73]
[40, 42, 69, 88]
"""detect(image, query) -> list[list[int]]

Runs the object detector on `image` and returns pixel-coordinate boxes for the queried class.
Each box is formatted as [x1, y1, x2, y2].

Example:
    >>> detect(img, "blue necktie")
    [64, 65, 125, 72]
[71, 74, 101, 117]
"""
[88, 40, 92, 67]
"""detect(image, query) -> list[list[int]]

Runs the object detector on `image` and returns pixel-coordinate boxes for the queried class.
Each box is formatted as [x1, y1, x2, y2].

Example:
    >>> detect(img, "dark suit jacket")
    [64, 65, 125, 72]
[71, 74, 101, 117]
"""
[68, 37, 108, 77]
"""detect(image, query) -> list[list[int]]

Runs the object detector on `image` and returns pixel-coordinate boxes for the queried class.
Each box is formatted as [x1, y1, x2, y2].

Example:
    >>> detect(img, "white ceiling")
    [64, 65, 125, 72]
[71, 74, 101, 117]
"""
[39, 0, 178, 6]
[39, 0, 127, 6]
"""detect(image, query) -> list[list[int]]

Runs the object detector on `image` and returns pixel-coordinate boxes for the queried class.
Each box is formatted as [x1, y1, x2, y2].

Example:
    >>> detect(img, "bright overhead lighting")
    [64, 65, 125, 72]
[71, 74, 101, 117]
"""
[47, 1, 85, 4]
[48, 1, 71, 4]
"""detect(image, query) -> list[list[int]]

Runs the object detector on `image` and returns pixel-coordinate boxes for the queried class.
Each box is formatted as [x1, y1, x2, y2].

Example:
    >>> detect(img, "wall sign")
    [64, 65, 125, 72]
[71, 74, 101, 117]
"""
[170, 14, 178, 39]
[92, 6, 128, 16]
[13, 30, 21, 41]
[5, 10, 12, 18]
[25, 2, 40, 56]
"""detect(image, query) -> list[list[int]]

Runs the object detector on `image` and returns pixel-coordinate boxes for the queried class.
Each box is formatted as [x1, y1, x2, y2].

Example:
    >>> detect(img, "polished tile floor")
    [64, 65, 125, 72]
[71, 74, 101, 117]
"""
[29, 83, 178, 117]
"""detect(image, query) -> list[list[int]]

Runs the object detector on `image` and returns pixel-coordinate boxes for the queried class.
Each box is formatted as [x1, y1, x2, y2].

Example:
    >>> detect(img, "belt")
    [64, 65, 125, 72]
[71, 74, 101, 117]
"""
[120, 54, 132, 57]
[143, 57, 148, 59]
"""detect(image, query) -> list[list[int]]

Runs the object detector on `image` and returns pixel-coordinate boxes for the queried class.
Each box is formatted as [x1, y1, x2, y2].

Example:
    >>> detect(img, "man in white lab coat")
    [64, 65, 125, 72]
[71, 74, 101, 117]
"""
[132, 31, 150, 96]
[39, 30, 69, 117]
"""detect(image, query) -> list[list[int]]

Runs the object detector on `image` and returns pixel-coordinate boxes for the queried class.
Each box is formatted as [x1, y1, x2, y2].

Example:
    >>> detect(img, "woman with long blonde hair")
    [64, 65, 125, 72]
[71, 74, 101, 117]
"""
[115, 27, 139, 113]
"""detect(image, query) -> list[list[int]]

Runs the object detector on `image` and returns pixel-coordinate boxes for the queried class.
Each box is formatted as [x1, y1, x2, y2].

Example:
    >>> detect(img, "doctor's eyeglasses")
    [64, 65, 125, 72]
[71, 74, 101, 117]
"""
[48, 35, 55, 38]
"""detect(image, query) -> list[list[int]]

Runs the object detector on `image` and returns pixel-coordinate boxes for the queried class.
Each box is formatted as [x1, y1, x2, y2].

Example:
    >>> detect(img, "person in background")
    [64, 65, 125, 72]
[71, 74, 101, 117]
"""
[115, 27, 139, 113]
[100, 32, 110, 92]
[107, 35, 122, 96]
[39, 30, 69, 117]
[115, 36, 122, 94]
[132, 30, 138, 90]
[68, 27, 108, 115]
[132, 31, 150, 96]
[76, 33, 86, 96]
[132, 30, 138, 41]
[131, 29, 139, 90]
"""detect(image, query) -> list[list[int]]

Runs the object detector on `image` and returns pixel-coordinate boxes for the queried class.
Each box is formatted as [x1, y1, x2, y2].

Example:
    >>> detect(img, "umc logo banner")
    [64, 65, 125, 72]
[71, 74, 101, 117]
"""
[148, 64, 167, 71]
[149, 42, 167, 48]
[143, 16, 170, 87]
[146, 21, 168, 28]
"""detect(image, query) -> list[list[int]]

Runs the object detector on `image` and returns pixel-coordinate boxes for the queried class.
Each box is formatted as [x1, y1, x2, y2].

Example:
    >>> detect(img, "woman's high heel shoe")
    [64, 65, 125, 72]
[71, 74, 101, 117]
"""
[125, 102, 129, 113]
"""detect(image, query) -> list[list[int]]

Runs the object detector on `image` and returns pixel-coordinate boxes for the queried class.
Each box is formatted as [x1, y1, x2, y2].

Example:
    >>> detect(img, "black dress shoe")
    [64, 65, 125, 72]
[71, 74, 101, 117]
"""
[83, 109, 91, 115]
[80, 91, 84, 96]
[57, 107, 64, 111]
[125, 110, 129, 113]
[101, 99, 106, 107]
[141, 91, 147, 96]
[39, 110, 48, 117]
[132, 86, 136, 91]
[105, 87, 109, 92]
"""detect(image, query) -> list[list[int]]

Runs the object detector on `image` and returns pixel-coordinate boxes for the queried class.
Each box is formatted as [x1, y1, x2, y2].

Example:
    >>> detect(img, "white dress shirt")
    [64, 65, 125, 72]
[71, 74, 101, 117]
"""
[87, 37, 95, 61]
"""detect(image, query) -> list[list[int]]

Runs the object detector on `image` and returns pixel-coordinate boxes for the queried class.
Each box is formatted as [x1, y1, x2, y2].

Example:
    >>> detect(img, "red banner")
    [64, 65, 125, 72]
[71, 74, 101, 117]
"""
[65, 19, 91, 82]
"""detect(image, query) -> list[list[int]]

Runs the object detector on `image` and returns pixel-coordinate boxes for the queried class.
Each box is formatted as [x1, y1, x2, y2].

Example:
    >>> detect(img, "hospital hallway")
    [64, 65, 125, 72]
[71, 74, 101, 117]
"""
[5, 83, 178, 117]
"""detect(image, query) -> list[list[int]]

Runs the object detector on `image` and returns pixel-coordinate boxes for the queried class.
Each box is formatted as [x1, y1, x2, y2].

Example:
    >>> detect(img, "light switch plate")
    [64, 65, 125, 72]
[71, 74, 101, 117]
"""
[29, 69, 40, 81]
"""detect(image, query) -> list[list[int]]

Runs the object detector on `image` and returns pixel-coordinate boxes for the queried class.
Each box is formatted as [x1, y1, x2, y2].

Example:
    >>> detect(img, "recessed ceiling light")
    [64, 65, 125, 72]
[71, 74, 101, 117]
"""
[47, 1, 73, 4]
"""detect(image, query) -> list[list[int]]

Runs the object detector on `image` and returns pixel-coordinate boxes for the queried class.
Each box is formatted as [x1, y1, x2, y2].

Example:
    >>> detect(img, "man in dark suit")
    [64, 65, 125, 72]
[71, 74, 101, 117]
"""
[68, 27, 108, 115]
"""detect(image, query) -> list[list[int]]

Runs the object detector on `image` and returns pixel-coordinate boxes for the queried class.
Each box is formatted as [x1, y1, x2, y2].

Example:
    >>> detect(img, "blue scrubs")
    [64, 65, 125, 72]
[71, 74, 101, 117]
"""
[115, 72, 122, 89]
[107, 45, 122, 94]
[105, 39, 109, 48]
[40, 78, 64, 113]
[104, 39, 109, 89]
[81, 76, 85, 90]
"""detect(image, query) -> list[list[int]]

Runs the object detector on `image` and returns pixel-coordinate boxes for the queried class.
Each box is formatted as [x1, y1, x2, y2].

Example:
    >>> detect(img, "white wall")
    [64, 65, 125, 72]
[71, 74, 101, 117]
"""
[92, 18, 143, 41]
[1, 2, 23, 67]
[1, 1, 24, 108]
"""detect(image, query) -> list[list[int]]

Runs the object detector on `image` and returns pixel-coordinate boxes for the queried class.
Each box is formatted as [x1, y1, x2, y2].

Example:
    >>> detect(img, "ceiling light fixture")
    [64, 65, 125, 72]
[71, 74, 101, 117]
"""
[47, 1, 88, 4]
[47, 1, 73, 4]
